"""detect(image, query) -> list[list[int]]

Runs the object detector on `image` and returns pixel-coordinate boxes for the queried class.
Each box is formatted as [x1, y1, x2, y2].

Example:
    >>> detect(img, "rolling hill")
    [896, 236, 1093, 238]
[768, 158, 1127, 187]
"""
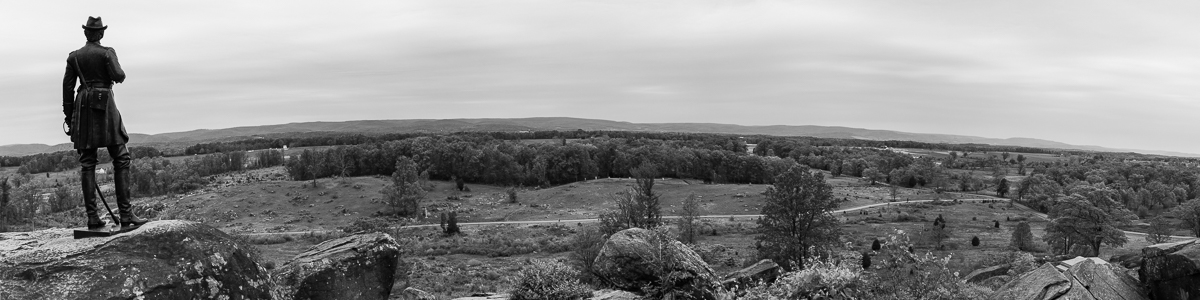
[3, 117, 1195, 157]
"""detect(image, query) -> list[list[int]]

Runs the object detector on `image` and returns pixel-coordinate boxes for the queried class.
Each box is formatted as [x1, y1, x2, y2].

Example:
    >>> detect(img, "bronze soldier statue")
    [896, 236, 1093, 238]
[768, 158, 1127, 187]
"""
[63, 16, 147, 229]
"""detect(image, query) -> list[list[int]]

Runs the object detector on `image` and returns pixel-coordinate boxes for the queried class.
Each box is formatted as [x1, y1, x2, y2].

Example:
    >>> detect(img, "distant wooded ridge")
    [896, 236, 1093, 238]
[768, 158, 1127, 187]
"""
[1, 117, 1195, 157]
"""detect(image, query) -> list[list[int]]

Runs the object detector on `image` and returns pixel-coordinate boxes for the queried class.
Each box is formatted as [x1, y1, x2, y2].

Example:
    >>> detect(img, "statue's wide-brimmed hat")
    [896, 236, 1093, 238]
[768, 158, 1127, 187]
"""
[82, 16, 107, 30]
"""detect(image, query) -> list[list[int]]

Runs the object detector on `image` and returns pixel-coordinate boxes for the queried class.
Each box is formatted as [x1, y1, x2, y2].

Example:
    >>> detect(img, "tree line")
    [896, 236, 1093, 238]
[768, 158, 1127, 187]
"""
[12, 147, 163, 174]
[283, 135, 789, 187]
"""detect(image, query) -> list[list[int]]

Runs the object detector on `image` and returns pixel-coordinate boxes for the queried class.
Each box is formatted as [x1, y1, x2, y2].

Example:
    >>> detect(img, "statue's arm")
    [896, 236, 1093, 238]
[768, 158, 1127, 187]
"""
[63, 57, 77, 122]
[106, 48, 125, 83]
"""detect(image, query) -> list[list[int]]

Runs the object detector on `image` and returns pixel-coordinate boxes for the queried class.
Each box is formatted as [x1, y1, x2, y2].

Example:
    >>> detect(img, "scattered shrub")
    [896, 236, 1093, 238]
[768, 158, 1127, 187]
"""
[506, 186, 519, 204]
[1011, 222, 1034, 251]
[509, 259, 592, 300]
[871, 239, 881, 251]
[440, 211, 461, 236]
[971, 236, 980, 247]
[861, 252, 871, 270]
[341, 217, 392, 234]
[994, 220, 1000, 228]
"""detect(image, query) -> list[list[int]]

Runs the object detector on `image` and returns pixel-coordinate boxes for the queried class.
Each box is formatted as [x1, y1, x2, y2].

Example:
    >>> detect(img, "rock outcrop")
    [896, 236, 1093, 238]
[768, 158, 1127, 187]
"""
[451, 293, 510, 300]
[592, 228, 718, 299]
[0, 220, 272, 300]
[449, 290, 640, 300]
[1110, 253, 1143, 269]
[964, 263, 1011, 283]
[721, 259, 780, 289]
[988, 260, 1147, 300]
[1141, 239, 1200, 300]
[589, 289, 641, 300]
[400, 287, 436, 300]
[271, 232, 401, 300]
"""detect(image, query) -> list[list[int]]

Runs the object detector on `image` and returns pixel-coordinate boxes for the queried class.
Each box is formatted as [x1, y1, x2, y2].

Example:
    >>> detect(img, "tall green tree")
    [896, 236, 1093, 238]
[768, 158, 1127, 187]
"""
[598, 163, 662, 234]
[1016, 154, 1026, 175]
[862, 167, 884, 185]
[1043, 186, 1132, 256]
[1169, 199, 1200, 237]
[382, 156, 425, 217]
[676, 194, 702, 244]
[1011, 221, 1034, 251]
[757, 165, 842, 271]
[996, 178, 1010, 198]
[1146, 216, 1172, 244]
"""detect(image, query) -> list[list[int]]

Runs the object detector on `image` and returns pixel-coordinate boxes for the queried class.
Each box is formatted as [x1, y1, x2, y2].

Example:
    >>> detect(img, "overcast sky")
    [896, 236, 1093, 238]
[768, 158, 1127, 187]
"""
[3, 1, 1200, 154]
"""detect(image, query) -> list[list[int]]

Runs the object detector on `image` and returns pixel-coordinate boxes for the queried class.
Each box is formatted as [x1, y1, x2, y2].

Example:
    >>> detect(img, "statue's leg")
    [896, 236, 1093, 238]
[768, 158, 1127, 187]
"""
[78, 148, 103, 229]
[110, 144, 145, 227]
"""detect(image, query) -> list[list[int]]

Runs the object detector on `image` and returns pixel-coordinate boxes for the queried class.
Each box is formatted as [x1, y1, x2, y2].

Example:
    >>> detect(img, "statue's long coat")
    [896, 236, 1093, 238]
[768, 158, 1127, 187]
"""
[63, 42, 128, 149]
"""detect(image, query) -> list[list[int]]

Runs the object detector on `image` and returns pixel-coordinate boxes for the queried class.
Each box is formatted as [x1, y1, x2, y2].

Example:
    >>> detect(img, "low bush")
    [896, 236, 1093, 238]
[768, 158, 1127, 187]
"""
[237, 234, 295, 245]
[341, 217, 393, 234]
[509, 259, 593, 300]
[895, 212, 919, 222]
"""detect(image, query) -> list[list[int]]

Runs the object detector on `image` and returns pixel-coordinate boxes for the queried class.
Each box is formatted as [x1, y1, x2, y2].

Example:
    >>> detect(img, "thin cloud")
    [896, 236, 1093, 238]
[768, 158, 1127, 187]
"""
[1, 0, 1198, 153]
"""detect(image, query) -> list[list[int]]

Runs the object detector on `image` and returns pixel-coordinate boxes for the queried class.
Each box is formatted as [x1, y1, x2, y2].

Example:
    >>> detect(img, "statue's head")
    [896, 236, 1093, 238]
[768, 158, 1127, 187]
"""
[82, 16, 106, 42]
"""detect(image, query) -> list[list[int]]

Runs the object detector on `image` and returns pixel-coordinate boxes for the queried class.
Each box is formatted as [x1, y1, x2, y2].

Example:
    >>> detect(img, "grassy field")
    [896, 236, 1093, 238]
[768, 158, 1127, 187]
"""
[895, 148, 1069, 164]
[16, 161, 1196, 299]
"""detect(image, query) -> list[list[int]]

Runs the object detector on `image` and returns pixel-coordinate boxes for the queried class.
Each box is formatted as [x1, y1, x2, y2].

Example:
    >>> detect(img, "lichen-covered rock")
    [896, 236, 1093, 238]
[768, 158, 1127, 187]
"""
[451, 293, 510, 300]
[1141, 239, 1200, 300]
[988, 260, 1147, 300]
[1066, 260, 1145, 300]
[720, 259, 779, 289]
[592, 228, 718, 300]
[270, 232, 400, 300]
[1109, 253, 1143, 269]
[988, 263, 1070, 300]
[400, 287, 436, 300]
[964, 263, 1011, 283]
[0, 220, 272, 300]
[590, 289, 640, 300]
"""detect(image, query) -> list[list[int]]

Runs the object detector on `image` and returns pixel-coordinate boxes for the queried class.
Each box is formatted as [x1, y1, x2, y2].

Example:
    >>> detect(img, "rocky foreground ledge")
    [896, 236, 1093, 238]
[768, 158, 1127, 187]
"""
[0, 221, 400, 300]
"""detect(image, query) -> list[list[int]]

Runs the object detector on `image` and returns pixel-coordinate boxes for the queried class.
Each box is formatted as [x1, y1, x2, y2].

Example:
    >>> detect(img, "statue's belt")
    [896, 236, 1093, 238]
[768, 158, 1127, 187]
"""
[84, 82, 112, 89]
[78, 83, 111, 110]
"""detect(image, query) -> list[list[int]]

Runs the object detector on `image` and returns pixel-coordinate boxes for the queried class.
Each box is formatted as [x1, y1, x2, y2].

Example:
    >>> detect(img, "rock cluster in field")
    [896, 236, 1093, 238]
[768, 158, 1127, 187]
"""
[0, 220, 401, 300]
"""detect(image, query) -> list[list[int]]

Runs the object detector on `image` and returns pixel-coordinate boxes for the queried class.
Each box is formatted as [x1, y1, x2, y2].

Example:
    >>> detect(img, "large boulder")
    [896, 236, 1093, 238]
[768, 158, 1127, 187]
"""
[1141, 239, 1200, 300]
[271, 232, 400, 300]
[592, 228, 718, 299]
[590, 289, 640, 300]
[1110, 253, 1143, 269]
[399, 287, 436, 300]
[720, 259, 780, 289]
[989, 260, 1147, 300]
[988, 263, 1071, 300]
[0, 220, 272, 300]
[1066, 259, 1145, 300]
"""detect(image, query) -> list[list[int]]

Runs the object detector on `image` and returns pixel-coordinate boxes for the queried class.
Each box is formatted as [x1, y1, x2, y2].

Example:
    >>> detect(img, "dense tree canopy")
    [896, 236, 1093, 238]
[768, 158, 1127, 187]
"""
[1043, 185, 1133, 256]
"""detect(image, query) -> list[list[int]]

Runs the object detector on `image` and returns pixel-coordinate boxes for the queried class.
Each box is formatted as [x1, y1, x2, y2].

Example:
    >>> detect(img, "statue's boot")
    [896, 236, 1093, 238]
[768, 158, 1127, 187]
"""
[81, 169, 105, 229]
[114, 165, 147, 228]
